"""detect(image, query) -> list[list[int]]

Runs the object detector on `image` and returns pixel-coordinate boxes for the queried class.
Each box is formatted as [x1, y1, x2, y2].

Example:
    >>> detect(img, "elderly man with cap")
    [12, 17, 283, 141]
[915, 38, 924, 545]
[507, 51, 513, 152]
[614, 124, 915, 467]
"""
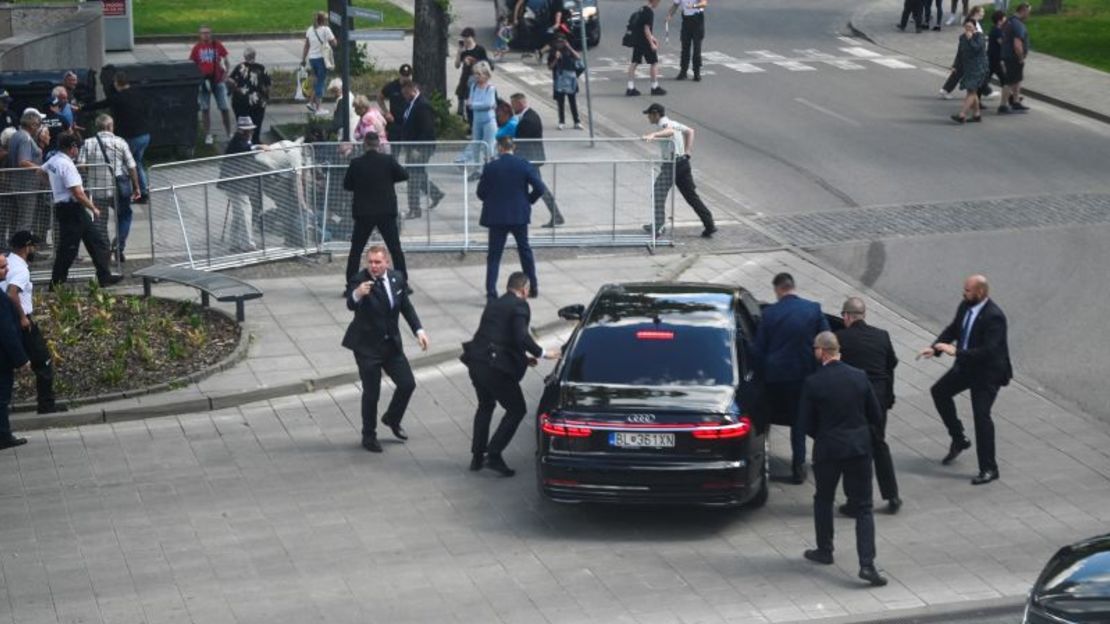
[1, 231, 65, 414]
[0, 253, 30, 450]
[640, 103, 716, 238]
[342, 131, 410, 297]
[218, 116, 269, 252]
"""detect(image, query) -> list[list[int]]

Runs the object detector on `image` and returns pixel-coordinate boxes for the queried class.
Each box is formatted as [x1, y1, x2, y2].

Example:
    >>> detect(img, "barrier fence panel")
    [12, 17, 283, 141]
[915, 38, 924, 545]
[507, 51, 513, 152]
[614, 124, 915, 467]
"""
[148, 143, 317, 270]
[0, 163, 119, 281]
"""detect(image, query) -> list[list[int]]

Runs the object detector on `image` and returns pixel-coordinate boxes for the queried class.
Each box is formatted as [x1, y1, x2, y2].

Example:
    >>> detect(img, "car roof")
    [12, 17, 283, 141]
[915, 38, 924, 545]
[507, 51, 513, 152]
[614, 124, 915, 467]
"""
[585, 282, 741, 326]
[599, 281, 748, 297]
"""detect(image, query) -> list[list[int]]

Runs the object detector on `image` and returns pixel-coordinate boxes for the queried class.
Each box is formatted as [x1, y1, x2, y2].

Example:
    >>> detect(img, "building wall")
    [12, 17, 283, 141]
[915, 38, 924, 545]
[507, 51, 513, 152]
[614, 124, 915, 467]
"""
[0, 3, 104, 72]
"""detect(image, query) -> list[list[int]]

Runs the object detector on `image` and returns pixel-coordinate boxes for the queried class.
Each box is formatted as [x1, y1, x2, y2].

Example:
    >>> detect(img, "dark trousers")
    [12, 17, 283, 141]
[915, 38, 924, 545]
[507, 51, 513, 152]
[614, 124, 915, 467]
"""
[346, 215, 407, 286]
[51, 201, 114, 285]
[680, 13, 705, 74]
[485, 224, 536, 300]
[468, 365, 527, 456]
[115, 176, 134, 253]
[766, 380, 807, 468]
[923, 0, 942, 25]
[899, 0, 923, 28]
[931, 368, 999, 473]
[814, 456, 876, 567]
[871, 409, 899, 500]
[22, 319, 56, 411]
[533, 166, 561, 219]
[0, 370, 12, 438]
[554, 92, 579, 124]
[354, 344, 416, 440]
[653, 157, 715, 230]
[405, 148, 442, 216]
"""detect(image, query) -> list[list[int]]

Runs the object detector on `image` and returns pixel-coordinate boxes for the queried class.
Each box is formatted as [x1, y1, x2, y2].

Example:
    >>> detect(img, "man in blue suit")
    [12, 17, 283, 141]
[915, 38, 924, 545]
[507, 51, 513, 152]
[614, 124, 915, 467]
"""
[477, 137, 547, 301]
[754, 272, 830, 484]
[0, 254, 30, 450]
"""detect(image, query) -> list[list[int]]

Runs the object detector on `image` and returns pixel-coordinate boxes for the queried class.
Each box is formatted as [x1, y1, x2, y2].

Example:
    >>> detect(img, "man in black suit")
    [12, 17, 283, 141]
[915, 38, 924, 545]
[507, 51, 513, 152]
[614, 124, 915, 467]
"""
[342, 132, 409, 296]
[510, 93, 564, 228]
[342, 245, 430, 452]
[461, 272, 559, 476]
[919, 274, 1012, 485]
[836, 297, 901, 516]
[800, 331, 888, 587]
[0, 254, 30, 450]
[400, 82, 443, 220]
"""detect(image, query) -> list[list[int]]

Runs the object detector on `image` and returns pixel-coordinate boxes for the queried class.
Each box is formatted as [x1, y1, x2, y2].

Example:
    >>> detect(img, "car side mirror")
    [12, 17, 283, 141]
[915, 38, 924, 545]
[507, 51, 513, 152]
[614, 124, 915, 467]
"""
[558, 304, 584, 321]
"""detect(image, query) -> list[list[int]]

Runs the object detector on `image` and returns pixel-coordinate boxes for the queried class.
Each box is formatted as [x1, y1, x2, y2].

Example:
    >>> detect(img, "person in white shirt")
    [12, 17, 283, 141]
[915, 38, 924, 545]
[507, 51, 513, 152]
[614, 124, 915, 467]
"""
[640, 103, 716, 238]
[42, 133, 120, 287]
[667, 0, 708, 81]
[301, 11, 337, 114]
[1, 231, 64, 414]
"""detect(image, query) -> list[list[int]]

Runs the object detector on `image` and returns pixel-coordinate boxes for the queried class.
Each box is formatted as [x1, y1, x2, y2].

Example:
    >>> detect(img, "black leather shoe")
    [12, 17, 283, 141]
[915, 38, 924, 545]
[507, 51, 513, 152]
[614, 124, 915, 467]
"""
[429, 190, 445, 210]
[859, 565, 888, 586]
[700, 226, 717, 238]
[36, 404, 68, 415]
[362, 437, 382, 452]
[0, 436, 27, 450]
[693, 73, 701, 82]
[804, 549, 834, 565]
[886, 497, 903, 514]
[528, 287, 538, 299]
[838, 503, 857, 518]
[99, 274, 123, 287]
[404, 211, 422, 220]
[971, 470, 999, 485]
[485, 454, 516, 477]
[942, 437, 972, 465]
[382, 417, 408, 441]
[791, 463, 807, 485]
[675, 71, 688, 80]
[469, 453, 484, 471]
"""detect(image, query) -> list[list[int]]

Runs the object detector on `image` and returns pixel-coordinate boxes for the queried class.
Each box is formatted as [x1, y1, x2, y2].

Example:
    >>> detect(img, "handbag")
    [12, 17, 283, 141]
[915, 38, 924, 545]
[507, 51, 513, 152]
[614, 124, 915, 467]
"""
[555, 69, 577, 95]
[315, 27, 335, 70]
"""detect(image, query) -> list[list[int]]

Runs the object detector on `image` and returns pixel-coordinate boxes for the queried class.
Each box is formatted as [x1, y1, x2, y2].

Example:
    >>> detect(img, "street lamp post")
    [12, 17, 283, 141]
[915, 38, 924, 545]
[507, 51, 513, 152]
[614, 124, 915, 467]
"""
[577, 0, 595, 146]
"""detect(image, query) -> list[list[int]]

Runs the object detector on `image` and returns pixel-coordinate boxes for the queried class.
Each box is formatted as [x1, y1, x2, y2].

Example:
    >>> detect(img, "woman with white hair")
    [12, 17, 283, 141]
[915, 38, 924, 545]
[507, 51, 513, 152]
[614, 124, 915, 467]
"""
[228, 47, 271, 143]
[467, 61, 498, 162]
[326, 78, 358, 140]
[353, 95, 389, 152]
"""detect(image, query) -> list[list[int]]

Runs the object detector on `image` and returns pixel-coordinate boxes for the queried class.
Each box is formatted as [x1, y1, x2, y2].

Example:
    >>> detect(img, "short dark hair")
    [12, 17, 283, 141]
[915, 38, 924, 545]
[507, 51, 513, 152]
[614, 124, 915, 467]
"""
[1015, 2, 1031, 11]
[991, 9, 1005, 23]
[497, 136, 514, 152]
[772, 272, 795, 289]
[113, 71, 129, 86]
[460, 26, 476, 38]
[507, 272, 529, 291]
[57, 132, 81, 152]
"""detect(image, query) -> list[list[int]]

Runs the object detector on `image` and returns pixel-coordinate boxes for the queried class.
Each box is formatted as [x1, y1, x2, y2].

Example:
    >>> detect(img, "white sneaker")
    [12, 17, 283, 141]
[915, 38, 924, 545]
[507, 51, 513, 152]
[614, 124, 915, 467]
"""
[305, 102, 316, 112]
[574, 122, 584, 130]
[981, 90, 999, 99]
[556, 123, 565, 130]
[938, 89, 951, 100]
[945, 14, 957, 25]
[317, 108, 330, 115]
[204, 134, 214, 145]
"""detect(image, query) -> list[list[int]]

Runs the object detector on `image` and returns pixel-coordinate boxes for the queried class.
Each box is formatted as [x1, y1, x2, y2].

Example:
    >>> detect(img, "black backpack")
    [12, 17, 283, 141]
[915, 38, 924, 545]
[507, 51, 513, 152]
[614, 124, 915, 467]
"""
[622, 8, 642, 47]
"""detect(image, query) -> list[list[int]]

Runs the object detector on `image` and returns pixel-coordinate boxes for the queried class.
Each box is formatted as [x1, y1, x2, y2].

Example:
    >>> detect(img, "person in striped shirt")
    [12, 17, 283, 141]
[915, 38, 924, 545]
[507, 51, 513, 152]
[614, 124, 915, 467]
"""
[77, 114, 141, 263]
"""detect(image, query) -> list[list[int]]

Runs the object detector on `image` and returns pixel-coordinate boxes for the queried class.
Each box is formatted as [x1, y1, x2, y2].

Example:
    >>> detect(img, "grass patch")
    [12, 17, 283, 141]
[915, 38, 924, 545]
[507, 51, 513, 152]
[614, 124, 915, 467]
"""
[1025, 0, 1110, 72]
[131, 0, 411, 36]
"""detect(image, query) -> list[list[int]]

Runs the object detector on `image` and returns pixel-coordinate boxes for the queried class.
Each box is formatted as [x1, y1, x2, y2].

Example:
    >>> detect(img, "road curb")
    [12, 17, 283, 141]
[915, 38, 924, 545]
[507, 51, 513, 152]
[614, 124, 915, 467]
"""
[133, 29, 415, 46]
[782, 594, 1024, 624]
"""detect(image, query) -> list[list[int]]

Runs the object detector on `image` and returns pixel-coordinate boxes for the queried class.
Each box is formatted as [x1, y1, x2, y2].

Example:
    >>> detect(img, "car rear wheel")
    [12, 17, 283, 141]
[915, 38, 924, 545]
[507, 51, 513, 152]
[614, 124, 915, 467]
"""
[745, 436, 770, 509]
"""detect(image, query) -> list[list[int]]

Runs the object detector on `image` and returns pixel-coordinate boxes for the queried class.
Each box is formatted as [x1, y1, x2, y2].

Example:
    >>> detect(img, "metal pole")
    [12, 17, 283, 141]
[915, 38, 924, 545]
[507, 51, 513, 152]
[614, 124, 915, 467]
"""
[577, 0, 595, 146]
[340, 3, 351, 141]
[170, 185, 195, 268]
[322, 167, 332, 245]
[611, 161, 617, 241]
[148, 181, 157, 262]
[550, 162, 557, 241]
[204, 183, 211, 268]
[258, 175, 266, 252]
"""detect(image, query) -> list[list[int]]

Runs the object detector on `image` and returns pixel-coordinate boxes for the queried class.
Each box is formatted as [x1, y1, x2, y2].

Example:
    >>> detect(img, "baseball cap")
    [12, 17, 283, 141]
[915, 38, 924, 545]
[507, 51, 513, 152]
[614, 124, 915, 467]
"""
[399, 63, 413, 76]
[642, 103, 665, 116]
[45, 96, 61, 108]
[22, 107, 45, 120]
[10, 230, 41, 249]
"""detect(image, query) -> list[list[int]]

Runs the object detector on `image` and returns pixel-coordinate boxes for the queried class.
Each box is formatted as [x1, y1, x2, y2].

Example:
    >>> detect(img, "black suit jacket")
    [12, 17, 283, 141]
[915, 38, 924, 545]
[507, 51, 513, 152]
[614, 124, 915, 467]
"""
[836, 320, 898, 410]
[934, 298, 1013, 387]
[0, 296, 28, 372]
[341, 269, 422, 357]
[401, 95, 437, 143]
[343, 150, 409, 218]
[462, 293, 544, 381]
[513, 108, 546, 165]
[799, 361, 883, 463]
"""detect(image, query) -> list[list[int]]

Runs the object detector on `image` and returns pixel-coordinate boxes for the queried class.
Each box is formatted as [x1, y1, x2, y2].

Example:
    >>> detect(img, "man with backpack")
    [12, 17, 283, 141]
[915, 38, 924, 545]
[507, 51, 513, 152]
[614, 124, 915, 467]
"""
[624, 0, 667, 97]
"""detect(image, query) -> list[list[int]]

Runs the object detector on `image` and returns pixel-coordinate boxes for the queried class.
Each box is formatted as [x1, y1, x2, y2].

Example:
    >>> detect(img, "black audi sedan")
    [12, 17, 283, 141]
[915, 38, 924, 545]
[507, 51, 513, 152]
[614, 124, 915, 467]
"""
[1024, 533, 1110, 623]
[535, 282, 769, 507]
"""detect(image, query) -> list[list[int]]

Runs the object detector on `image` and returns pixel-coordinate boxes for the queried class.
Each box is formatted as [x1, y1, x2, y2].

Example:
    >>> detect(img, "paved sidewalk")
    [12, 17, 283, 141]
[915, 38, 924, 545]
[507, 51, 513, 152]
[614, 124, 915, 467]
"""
[849, 0, 1110, 122]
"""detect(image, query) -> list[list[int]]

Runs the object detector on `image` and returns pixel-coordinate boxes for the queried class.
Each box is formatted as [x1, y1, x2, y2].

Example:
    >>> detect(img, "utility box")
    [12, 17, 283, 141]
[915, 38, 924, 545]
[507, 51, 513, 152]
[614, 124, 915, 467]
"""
[101, 0, 134, 51]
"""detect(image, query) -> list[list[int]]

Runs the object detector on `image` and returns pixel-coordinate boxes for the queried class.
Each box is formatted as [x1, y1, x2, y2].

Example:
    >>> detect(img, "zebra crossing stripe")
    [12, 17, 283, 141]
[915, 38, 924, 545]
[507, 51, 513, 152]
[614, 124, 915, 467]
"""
[724, 62, 765, 73]
[870, 58, 916, 69]
[773, 61, 817, 71]
[823, 60, 865, 70]
[748, 50, 787, 60]
[841, 47, 882, 58]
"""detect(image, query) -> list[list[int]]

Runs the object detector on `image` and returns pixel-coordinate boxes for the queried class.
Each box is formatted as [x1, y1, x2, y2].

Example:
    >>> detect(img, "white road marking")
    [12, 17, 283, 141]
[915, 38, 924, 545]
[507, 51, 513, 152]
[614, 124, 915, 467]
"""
[724, 63, 766, 73]
[774, 61, 818, 71]
[795, 49, 836, 59]
[841, 46, 882, 58]
[838, 36, 859, 45]
[748, 50, 787, 60]
[794, 97, 862, 127]
[701, 51, 742, 63]
[823, 60, 866, 70]
[871, 58, 916, 69]
[921, 66, 951, 77]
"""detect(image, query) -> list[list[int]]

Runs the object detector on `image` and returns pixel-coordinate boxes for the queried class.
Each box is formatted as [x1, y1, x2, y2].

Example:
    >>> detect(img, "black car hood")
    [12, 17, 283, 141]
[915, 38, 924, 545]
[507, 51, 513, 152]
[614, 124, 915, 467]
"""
[560, 383, 735, 414]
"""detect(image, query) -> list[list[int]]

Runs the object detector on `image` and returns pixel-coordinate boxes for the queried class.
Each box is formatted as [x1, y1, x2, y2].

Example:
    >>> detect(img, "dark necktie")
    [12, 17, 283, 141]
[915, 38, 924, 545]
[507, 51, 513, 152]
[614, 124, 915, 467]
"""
[960, 309, 974, 350]
[376, 277, 393, 309]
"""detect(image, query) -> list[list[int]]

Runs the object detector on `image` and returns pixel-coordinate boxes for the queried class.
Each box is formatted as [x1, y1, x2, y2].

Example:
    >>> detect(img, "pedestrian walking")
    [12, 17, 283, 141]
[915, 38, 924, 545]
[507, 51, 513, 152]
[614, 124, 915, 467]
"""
[835, 297, 901, 516]
[510, 93, 564, 228]
[87, 72, 151, 203]
[41, 97, 70, 158]
[918, 274, 1011, 485]
[667, 0, 708, 81]
[189, 25, 232, 145]
[465, 61, 499, 166]
[342, 245, 429, 453]
[495, 101, 519, 141]
[547, 35, 583, 130]
[753, 272, 830, 485]
[454, 27, 489, 119]
[945, 0, 969, 26]
[0, 253, 29, 451]
[5, 110, 44, 244]
[378, 64, 413, 142]
[895, 0, 925, 32]
[938, 6, 985, 99]
[950, 19, 988, 124]
[229, 48, 271, 145]
[2, 231, 65, 415]
[922, 0, 943, 30]
[44, 133, 120, 287]
[343, 132, 409, 297]
[76, 114, 141, 263]
[998, 3, 1031, 114]
[477, 137, 546, 301]
[640, 103, 716, 238]
[353, 96, 390, 151]
[400, 82, 444, 220]
[625, 0, 667, 96]
[987, 11, 1009, 99]
[218, 116, 270, 252]
[301, 12, 337, 115]
[462, 271, 559, 476]
[800, 331, 889, 587]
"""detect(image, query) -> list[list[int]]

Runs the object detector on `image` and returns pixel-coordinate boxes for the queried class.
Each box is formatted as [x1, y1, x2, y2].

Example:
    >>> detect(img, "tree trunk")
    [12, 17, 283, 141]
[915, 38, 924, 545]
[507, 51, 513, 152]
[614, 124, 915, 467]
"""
[413, 0, 450, 98]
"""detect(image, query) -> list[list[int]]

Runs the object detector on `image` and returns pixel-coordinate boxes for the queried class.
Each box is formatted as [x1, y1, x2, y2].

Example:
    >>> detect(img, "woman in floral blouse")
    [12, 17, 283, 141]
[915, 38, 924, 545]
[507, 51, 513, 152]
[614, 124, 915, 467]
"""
[228, 47, 271, 143]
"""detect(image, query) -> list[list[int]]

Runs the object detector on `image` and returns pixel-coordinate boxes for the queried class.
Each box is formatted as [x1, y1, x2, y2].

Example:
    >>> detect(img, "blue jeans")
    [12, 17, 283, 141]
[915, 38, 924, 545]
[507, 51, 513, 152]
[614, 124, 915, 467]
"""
[127, 133, 150, 196]
[115, 177, 134, 252]
[309, 58, 327, 99]
[486, 224, 536, 300]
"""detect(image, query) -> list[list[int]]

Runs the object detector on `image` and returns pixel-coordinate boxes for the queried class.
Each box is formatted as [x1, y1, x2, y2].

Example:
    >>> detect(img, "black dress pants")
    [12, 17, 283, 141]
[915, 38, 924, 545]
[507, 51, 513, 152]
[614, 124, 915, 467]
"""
[871, 409, 899, 501]
[355, 343, 416, 440]
[468, 364, 527, 456]
[680, 13, 705, 74]
[346, 215, 407, 286]
[899, 0, 923, 28]
[22, 319, 56, 411]
[814, 456, 876, 567]
[930, 368, 999, 473]
[405, 147, 442, 216]
[51, 201, 114, 285]
[653, 157, 715, 230]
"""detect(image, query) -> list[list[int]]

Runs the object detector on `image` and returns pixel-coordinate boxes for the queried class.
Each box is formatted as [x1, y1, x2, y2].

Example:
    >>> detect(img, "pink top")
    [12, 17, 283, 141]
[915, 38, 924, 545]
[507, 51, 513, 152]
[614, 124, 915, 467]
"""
[354, 109, 389, 146]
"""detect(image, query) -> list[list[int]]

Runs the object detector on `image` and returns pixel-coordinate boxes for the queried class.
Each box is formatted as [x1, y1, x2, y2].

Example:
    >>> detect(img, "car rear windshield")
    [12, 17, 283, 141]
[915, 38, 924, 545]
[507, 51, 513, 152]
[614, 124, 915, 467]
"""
[565, 292, 735, 386]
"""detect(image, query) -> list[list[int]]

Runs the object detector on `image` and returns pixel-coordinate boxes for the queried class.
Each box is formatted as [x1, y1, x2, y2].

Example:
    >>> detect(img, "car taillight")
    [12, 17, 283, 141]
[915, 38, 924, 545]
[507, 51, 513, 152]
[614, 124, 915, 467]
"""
[635, 330, 675, 340]
[691, 416, 752, 440]
[540, 413, 592, 437]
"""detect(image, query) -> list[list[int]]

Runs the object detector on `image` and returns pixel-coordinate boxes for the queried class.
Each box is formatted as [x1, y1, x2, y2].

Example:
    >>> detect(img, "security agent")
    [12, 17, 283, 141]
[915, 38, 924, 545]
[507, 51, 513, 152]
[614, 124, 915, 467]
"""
[835, 297, 901, 515]
[641, 103, 716, 238]
[2, 232, 66, 415]
[799, 331, 888, 587]
[42, 133, 121, 287]
[0, 254, 29, 450]
[667, 0, 708, 81]
[342, 245, 429, 452]
[461, 272, 559, 476]
[342, 132, 409, 297]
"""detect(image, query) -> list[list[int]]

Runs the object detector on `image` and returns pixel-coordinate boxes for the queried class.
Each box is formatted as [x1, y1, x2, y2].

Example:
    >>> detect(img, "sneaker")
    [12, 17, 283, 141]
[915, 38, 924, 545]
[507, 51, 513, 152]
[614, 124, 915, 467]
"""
[1011, 102, 1030, 112]
[625, 87, 641, 96]
[204, 134, 214, 145]
[997, 104, 1012, 114]
[317, 108, 330, 115]
[938, 89, 952, 100]
[305, 102, 316, 112]
[557, 123, 565, 130]
[574, 122, 584, 130]
[945, 14, 957, 25]
[650, 86, 667, 96]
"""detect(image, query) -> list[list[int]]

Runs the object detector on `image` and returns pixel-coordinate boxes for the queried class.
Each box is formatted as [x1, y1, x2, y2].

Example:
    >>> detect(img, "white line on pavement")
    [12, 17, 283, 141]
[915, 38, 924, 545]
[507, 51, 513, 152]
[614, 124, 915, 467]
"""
[793, 97, 862, 126]
[823, 60, 866, 70]
[774, 61, 818, 71]
[747, 50, 787, 60]
[870, 58, 917, 69]
[724, 63, 766, 73]
[921, 66, 952, 77]
[841, 46, 882, 58]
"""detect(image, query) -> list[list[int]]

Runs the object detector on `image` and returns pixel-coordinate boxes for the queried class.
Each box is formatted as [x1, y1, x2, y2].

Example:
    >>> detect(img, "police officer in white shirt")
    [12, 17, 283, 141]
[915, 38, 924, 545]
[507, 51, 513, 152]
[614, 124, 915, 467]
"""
[2, 231, 65, 414]
[42, 133, 120, 287]
[641, 103, 716, 238]
[667, 0, 708, 81]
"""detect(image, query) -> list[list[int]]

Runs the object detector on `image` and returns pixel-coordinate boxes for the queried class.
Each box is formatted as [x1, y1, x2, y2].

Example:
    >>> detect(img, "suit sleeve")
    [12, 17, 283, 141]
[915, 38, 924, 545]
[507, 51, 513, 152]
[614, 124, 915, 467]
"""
[817, 304, 830, 333]
[526, 162, 547, 204]
[477, 166, 490, 200]
[955, 310, 1005, 367]
[391, 156, 409, 183]
[0, 301, 28, 368]
[346, 272, 365, 311]
[399, 280, 424, 335]
[343, 159, 356, 192]
[935, 306, 963, 345]
[512, 306, 544, 358]
[798, 380, 817, 439]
